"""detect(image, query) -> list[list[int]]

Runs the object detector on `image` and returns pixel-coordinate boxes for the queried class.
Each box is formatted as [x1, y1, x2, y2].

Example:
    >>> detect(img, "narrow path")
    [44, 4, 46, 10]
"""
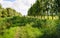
[14, 27, 20, 38]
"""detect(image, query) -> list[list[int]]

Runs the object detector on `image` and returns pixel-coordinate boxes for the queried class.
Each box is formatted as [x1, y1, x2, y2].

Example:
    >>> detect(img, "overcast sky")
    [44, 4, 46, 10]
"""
[0, 0, 36, 15]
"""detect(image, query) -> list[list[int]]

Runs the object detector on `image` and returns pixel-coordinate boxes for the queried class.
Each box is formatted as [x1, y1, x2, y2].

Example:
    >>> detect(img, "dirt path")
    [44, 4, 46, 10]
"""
[14, 27, 20, 38]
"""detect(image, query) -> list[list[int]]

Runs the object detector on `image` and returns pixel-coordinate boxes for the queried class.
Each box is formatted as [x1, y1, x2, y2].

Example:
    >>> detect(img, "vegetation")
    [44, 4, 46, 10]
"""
[0, 0, 60, 38]
[0, 16, 60, 38]
[28, 0, 60, 19]
[0, 5, 21, 18]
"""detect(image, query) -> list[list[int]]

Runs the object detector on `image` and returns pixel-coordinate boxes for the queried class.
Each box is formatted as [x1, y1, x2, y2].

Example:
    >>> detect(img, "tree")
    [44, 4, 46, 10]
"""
[28, 0, 58, 19]
[6, 8, 22, 17]
[56, 0, 60, 19]
[28, 0, 41, 16]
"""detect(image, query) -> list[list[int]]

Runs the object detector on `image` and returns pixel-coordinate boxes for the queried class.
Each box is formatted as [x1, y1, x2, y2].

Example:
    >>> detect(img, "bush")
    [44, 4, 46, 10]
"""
[0, 16, 60, 38]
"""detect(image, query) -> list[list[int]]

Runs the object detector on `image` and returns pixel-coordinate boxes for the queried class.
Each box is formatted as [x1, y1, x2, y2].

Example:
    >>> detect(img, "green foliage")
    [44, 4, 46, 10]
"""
[28, 0, 59, 19]
[1, 27, 18, 38]
[0, 16, 60, 38]
[0, 5, 22, 18]
[18, 26, 43, 38]
[0, 1, 60, 38]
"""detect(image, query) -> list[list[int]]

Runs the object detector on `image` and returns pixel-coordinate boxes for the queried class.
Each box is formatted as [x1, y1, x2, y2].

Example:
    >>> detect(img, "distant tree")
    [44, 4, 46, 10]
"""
[6, 8, 13, 17]
[6, 8, 22, 17]
[0, 4, 22, 18]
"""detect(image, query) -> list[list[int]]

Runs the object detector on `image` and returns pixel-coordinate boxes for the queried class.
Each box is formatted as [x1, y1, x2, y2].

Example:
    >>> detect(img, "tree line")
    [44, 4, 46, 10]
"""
[28, 0, 60, 19]
[0, 4, 21, 18]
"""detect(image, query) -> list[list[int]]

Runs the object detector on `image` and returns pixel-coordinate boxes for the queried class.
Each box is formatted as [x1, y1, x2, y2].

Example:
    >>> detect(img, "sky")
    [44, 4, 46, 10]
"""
[4, 0, 16, 2]
[0, 0, 36, 15]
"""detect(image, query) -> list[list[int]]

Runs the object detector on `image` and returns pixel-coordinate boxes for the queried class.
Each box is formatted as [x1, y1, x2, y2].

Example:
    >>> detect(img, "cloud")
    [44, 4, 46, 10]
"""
[0, 0, 36, 15]
[3, 0, 16, 2]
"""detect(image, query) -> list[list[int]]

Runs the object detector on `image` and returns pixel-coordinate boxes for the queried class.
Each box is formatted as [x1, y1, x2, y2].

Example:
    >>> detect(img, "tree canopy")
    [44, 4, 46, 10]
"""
[28, 0, 59, 17]
[0, 5, 22, 18]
